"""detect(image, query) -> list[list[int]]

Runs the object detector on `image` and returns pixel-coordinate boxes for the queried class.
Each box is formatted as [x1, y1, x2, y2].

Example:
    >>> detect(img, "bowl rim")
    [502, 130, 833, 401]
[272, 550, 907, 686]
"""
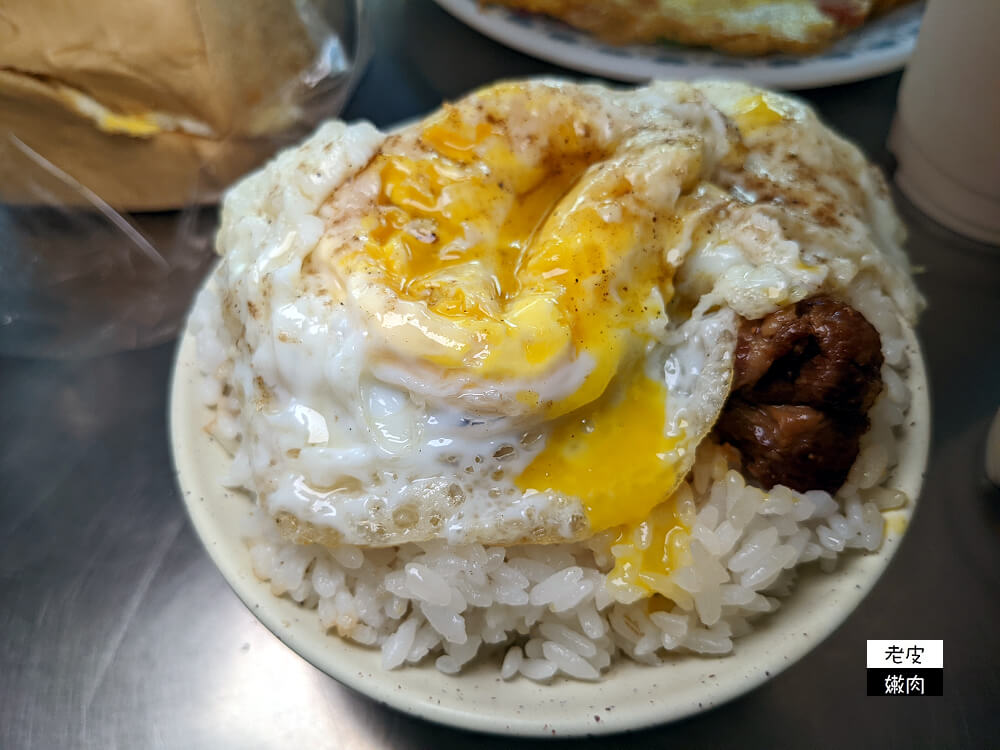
[169, 281, 930, 737]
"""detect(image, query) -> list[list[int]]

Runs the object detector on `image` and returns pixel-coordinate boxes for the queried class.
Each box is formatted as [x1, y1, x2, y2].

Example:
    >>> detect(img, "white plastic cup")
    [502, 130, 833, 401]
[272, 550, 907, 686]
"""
[889, 0, 1000, 245]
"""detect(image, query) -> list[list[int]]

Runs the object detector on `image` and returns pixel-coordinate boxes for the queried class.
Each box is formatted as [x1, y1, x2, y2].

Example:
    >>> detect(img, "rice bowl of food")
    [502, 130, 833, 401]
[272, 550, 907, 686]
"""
[170, 78, 929, 734]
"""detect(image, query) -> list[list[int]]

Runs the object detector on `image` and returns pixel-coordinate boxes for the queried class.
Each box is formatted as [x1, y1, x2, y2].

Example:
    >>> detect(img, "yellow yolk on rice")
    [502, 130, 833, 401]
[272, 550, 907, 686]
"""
[607, 494, 693, 600]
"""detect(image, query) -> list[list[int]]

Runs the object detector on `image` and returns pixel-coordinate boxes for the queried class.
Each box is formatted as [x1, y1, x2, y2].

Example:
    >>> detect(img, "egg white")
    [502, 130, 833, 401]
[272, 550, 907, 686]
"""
[202, 80, 920, 550]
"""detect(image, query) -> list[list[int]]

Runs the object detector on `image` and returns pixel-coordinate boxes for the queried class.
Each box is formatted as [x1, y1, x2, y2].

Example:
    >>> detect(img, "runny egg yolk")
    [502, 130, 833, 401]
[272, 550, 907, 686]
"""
[516, 370, 685, 531]
[348, 84, 686, 417]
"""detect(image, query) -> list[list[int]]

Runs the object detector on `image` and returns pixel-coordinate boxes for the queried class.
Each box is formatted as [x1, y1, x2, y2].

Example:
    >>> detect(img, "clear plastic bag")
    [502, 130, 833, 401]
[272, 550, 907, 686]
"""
[0, 0, 369, 358]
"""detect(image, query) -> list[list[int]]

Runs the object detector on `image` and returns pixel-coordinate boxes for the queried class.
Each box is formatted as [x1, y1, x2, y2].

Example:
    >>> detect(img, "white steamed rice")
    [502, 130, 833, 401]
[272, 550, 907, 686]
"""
[192, 283, 912, 682]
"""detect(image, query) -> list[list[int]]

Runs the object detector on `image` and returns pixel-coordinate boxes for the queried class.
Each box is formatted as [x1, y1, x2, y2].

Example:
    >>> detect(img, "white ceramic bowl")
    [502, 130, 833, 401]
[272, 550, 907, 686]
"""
[169, 307, 929, 737]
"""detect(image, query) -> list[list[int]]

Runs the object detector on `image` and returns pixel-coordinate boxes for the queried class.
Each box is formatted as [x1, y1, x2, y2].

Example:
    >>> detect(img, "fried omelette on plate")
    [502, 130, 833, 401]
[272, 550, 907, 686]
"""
[483, 0, 914, 55]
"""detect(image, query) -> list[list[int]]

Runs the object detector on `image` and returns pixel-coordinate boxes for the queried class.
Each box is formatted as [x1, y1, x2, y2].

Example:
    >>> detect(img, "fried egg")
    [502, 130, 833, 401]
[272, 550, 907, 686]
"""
[207, 80, 916, 575]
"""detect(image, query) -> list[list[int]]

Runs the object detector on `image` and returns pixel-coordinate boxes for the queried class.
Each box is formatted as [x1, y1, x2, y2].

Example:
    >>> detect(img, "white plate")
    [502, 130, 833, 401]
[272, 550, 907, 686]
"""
[170, 304, 929, 736]
[432, 0, 924, 89]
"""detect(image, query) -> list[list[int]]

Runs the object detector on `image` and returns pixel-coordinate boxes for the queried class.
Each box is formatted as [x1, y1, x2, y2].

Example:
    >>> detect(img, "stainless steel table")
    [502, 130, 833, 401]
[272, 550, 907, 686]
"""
[3, 1, 999, 747]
